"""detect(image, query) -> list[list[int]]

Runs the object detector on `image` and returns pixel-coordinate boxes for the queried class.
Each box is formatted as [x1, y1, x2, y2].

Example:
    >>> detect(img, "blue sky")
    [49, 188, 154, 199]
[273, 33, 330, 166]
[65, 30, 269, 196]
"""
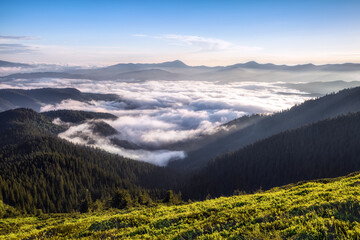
[1, 0, 359, 66]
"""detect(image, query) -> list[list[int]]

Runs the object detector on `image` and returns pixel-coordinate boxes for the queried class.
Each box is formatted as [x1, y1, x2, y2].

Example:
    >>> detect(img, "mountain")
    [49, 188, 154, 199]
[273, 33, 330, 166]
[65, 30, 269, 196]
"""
[185, 112, 360, 199]
[224, 61, 290, 71]
[115, 69, 182, 81]
[224, 61, 360, 72]
[2, 60, 359, 82]
[0, 88, 122, 112]
[42, 109, 117, 123]
[0, 60, 33, 68]
[106, 60, 188, 69]
[169, 86, 360, 171]
[0, 108, 66, 143]
[0, 108, 180, 213]
[0, 72, 89, 80]
[104, 60, 188, 71]
[67, 60, 191, 80]
[160, 114, 265, 152]
[281, 80, 360, 96]
[43, 110, 119, 137]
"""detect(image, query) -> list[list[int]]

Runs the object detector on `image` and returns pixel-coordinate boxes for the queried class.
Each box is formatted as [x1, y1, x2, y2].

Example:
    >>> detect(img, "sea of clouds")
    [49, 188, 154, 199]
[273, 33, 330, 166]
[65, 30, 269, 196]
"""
[0, 77, 311, 165]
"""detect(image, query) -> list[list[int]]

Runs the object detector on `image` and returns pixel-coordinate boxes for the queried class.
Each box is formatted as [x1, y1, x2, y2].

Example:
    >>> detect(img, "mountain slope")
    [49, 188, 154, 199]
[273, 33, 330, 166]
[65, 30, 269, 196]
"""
[0, 109, 180, 213]
[0, 88, 121, 111]
[169, 86, 360, 171]
[224, 61, 360, 71]
[4, 171, 360, 239]
[42, 109, 117, 123]
[185, 112, 360, 199]
[115, 69, 182, 81]
[281, 80, 360, 96]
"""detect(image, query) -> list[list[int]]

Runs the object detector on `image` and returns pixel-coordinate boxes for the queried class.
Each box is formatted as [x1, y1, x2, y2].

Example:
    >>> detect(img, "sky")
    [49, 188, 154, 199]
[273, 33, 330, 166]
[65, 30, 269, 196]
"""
[1, 0, 360, 66]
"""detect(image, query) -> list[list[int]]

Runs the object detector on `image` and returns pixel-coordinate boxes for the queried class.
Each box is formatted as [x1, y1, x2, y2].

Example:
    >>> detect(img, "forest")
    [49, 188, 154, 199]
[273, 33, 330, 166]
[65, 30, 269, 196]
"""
[0, 109, 181, 214]
[185, 112, 360, 199]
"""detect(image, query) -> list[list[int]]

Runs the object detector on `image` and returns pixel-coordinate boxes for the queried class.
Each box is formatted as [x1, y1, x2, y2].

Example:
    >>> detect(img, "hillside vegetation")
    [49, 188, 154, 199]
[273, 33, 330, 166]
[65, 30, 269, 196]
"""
[185, 112, 360, 199]
[171, 86, 360, 170]
[0, 88, 121, 112]
[2, 172, 360, 239]
[0, 109, 180, 214]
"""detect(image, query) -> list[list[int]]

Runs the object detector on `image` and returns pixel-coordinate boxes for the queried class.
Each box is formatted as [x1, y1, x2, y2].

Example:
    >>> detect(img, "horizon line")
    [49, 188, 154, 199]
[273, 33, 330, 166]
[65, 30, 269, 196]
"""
[1, 58, 360, 68]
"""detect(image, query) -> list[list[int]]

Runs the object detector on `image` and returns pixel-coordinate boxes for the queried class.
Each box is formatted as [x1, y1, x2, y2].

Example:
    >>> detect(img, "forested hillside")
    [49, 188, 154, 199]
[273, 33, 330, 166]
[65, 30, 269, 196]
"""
[0, 109, 180, 214]
[185, 112, 360, 199]
[170, 86, 360, 171]
[42, 109, 117, 123]
[0, 88, 121, 111]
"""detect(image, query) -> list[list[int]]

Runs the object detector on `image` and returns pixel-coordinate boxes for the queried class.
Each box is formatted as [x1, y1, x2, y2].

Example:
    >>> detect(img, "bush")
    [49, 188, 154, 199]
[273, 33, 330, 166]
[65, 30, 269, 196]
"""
[111, 189, 132, 209]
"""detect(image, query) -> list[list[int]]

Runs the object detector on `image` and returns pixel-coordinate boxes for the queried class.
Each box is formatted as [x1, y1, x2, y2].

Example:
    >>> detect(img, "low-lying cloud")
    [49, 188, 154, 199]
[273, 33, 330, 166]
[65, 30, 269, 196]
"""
[1, 77, 310, 165]
[55, 120, 185, 166]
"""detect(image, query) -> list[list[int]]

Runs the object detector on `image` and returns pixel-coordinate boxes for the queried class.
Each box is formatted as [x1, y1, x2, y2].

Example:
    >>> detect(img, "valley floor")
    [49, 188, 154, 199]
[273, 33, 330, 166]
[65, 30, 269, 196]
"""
[2, 172, 360, 239]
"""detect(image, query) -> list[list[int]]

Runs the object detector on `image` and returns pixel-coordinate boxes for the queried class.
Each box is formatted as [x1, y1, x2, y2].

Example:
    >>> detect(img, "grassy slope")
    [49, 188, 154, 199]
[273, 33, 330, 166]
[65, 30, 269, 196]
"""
[2, 172, 360, 239]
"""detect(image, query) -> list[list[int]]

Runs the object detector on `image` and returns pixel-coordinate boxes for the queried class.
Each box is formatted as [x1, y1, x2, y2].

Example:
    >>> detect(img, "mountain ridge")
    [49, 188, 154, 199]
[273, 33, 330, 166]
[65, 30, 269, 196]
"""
[184, 111, 360, 199]
[3, 59, 360, 70]
[169, 86, 360, 170]
[1, 59, 360, 82]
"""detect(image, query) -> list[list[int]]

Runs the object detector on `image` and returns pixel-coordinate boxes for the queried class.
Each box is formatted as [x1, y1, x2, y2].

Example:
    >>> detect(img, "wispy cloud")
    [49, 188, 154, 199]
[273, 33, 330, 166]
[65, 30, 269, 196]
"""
[0, 35, 36, 40]
[134, 34, 262, 52]
[0, 43, 35, 53]
[164, 34, 233, 51]
[0, 35, 38, 54]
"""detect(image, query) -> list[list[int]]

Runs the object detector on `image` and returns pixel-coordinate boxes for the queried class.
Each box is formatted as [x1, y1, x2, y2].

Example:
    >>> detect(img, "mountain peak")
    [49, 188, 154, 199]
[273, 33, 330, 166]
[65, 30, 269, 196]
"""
[159, 60, 187, 68]
[244, 61, 259, 65]
[0, 108, 39, 122]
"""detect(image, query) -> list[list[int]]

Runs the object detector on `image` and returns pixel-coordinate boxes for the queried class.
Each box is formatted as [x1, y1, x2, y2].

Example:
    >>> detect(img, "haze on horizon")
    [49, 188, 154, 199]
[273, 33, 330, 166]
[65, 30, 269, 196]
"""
[1, 0, 360, 66]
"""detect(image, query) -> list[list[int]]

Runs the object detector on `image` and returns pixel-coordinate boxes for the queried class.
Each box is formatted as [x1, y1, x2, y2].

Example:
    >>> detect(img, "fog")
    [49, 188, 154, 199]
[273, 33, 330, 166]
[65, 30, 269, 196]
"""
[0, 64, 89, 77]
[39, 80, 309, 147]
[0, 75, 312, 165]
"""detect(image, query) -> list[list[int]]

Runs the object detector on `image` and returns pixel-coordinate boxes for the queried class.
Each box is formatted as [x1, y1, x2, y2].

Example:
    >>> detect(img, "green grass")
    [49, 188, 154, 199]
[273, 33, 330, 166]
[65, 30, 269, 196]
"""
[2, 173, 360, 239]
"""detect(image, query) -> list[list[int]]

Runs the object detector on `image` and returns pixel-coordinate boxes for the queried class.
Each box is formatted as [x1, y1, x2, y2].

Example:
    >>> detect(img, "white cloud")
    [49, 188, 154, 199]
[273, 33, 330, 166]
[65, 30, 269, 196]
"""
[134, 34, 262, 52]
[164, 34, 233, 51]
[36, 79, 308, 146]
[4, 77, 310, 165]
[58, 121, 185, 166]
[0, 43, 35, 54]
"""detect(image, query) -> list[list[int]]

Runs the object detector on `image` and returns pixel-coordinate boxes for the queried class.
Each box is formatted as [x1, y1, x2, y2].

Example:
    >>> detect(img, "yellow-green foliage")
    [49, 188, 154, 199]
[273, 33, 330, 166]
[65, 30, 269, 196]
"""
[2, 173, 360, 239]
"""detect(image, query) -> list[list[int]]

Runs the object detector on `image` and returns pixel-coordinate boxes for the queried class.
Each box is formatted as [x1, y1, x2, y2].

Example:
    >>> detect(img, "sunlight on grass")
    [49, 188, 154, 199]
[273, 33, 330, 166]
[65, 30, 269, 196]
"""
[2, 173, 360, 239]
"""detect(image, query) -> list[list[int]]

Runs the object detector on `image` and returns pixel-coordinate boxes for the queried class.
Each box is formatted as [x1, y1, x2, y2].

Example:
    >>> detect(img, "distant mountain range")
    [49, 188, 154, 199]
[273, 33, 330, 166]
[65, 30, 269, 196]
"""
[0, 88, 122, 112]
[1, 59, 360, 82]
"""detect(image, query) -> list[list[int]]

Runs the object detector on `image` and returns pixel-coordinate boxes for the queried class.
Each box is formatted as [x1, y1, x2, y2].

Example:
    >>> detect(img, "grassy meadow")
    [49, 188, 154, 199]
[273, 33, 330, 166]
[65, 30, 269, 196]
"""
[2, 172, 360, 239]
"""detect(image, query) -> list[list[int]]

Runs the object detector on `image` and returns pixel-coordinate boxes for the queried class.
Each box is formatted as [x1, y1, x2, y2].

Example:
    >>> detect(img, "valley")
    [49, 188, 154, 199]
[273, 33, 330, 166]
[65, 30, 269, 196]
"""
[1, 59, 360, 239]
